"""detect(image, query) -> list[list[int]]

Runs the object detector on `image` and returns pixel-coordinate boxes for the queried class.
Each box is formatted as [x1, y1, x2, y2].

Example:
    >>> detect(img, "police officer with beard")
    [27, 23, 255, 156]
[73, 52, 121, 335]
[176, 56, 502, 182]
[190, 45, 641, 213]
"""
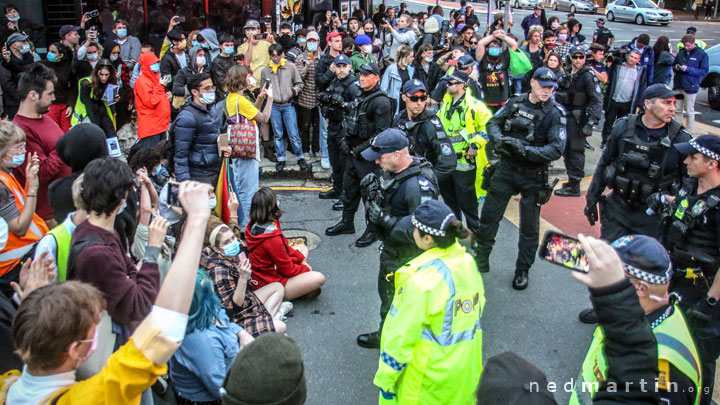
[393, 79, 457, 182]
[554, 46, 603, 197]
[326, 63, 392, 248]
[317, 54, 362, 208]
[356, 129, 438, 348]
[475, 68, 566, 290]
[579, 84, 691, 324]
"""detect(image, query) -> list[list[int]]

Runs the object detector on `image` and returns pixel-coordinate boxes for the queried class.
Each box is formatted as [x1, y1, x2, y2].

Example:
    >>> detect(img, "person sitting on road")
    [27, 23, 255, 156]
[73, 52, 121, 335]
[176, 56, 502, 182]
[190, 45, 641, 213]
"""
[245, 187, 325, 300]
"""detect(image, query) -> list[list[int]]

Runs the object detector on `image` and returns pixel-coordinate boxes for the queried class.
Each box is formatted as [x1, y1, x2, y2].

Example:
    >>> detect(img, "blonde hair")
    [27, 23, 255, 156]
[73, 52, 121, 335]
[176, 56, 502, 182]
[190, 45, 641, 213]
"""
[72, 174, 85, 211]
[0, 120, 27, 155]
[529, 25, 544, 39]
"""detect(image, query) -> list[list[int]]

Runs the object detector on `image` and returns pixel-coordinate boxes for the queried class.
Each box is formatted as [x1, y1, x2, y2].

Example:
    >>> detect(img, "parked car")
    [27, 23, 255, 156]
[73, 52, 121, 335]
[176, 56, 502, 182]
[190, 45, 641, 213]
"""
[551, 0, 598, 13]
[701, 43, 720, 110]
[500, 0, 542, 9]
[606, 0, 673, 25]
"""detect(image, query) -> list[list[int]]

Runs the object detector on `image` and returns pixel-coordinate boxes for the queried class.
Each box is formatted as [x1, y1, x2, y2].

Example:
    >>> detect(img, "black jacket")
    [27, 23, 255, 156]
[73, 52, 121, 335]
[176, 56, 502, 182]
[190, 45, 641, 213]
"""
[42, 58, 78, 107]
[210, 55, 235, 95]
[393, 108, 457, 181]
[160, 50, 191, 91]
[604, 62, 648, 112]
[173, 101, 222, 182]
[79, 80, 116, 138]
[351, 84, 392, 153]
[0, 53, 33, 107]
[315, 49, 337, 93]
[411, 61, 443, 94]
[0, 17, 46, 46]
[322, 74, 362, 127]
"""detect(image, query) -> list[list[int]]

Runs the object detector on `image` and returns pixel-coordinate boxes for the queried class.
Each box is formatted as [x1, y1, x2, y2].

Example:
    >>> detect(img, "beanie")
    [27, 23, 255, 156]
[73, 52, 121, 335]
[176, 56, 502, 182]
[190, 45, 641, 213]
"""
[355, 34, 371, 46]
[424, 18, 439, 34]
[222, 334, 306, 405]
[56, 123, 109, 172]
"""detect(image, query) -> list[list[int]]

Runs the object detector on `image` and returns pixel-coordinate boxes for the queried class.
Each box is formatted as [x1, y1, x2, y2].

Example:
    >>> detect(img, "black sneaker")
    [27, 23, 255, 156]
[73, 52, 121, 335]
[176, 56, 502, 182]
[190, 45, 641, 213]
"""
[578, 308, 598, 324]
[276, 161, 286, 172]
[332, 200, 344, 211]
[512, 270, 529, 290]
[298, 159, 311, 170]
[319, 188, 342, 199]
[357, 331, 381, 348]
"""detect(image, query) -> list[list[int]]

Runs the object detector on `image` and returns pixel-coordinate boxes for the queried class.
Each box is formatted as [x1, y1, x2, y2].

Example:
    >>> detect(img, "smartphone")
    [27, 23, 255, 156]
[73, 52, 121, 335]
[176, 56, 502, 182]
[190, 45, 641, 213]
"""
[87, 9, 100, 18]
[176, 16, 186, 22]
[166, 182, 180, 207]
[538, 231, 589, 273]
[255, 33, 266, 40]
[263, 78, 271, 90]
[217, 133, 229, 156]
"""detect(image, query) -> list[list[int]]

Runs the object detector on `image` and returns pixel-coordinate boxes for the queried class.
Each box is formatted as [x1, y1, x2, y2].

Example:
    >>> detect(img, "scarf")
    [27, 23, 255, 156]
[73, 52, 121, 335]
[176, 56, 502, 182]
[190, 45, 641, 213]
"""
[268, 58, 286, 74]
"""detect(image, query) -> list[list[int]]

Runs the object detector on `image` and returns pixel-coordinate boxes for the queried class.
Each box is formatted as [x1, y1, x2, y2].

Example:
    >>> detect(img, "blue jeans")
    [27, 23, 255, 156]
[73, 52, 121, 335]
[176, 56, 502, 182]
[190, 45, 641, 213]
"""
[318, 106, 328, 159]
[231, 158, 259, 230]
[270, 103, 304, 162]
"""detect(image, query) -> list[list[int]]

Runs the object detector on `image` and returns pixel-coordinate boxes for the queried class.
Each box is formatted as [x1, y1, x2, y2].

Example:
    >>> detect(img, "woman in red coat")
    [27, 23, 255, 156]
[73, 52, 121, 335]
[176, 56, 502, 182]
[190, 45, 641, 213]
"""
[245, 187, 325, 300]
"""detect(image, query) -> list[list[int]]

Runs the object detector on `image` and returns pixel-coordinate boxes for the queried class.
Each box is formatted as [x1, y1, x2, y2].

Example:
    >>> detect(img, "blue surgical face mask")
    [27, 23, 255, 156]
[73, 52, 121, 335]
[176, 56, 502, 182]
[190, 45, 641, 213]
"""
[209, 196, 217, 210]
[201, 42, 210, 49]
[192, 40, 200, 48]
[6, 153, 25, 168]
[297, 38, 306, 44]
[150, 62, 160, 72]
[557, 34, 568, 41]
[223, 239, 241, 257]
[47, 52, 59, 62]
[223, 46, 234, 55]
[87, 52, 99, 61]
[199, 91, 216, 105]
[117, 200, 127, 214]
[20, 44, 31, 54]
[117, 28, 128, 38]
[110, 54, 119, 61]
[424, 56, 433, 63]
[488, 47, 501, 57]
[307, 42, 318, 52]
[8, 16, 19, 22]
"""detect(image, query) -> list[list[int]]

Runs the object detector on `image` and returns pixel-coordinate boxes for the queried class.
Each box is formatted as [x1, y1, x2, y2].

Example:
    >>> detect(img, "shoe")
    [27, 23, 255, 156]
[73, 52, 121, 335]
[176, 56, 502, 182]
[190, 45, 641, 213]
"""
[319, 188, 342, 199]
[262, 140, 277, 163]
[276, 161, 286, 172]
[355, 228, 377, 247]
[298, 158, 311, 171]
[512, 270, 529, 290]
[325, 221, 355, 235]
[471, 241, 490, 273]
[332, 200, 344, 211]
[578, 308, 598, 324]
[321, 157, 331, 169]
[152, 375, 168, 397]
[274, 301, 294, 320]
[357, 331, 381, 348]
[554, 181, 581, 197]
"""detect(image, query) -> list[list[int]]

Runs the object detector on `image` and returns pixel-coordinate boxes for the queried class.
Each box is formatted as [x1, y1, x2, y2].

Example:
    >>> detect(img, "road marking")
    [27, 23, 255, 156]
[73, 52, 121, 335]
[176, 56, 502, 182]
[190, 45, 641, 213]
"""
[270, 186, 331, 191]
[714, 120, 720, 125]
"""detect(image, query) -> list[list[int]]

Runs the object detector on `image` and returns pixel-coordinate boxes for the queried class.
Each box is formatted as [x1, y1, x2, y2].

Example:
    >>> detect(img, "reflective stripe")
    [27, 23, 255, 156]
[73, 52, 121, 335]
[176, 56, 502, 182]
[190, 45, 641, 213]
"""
[448, 134, 467, 144]
[456, 161, 475, 171]
[0, 243, 33, 262]
[389, 305, 398, 317]
[571, 369, 595, 405]
[381, 351, 407, 372]
[656, 332, 701, 383]
[418, 259, 482, 347]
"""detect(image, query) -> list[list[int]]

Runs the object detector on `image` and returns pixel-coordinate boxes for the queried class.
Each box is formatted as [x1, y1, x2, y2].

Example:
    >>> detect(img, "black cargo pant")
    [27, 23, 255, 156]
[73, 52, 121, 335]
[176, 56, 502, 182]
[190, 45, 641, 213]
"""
[599, 193, 662, 243]
[439, 168, 481, 235]
[562, 113, 586, 183]
[476, 162, 544, 274]
[341, 155, 379, 223]
[377, 249, 407, 332]
[298, 105, 320, 154]
[601, 100, 631, 145]
[327, 124, 346, 191]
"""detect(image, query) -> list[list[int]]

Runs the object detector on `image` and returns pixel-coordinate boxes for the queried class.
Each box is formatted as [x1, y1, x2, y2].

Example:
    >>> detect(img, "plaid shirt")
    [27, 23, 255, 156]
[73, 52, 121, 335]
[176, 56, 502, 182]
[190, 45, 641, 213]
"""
[556, 42, 573, 60]
[296, 50, 319, 109]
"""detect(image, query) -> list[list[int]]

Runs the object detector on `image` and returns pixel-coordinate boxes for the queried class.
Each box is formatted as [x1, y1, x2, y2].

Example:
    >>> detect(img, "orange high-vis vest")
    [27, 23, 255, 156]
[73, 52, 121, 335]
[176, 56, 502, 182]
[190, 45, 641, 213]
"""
[0, 170, 48, 277]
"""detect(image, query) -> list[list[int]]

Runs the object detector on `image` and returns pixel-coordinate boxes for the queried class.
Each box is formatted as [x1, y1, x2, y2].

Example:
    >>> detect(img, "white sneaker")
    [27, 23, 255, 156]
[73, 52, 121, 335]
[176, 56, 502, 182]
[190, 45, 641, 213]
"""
[274, 301, 294, 320]
[321, 158, 331, 169]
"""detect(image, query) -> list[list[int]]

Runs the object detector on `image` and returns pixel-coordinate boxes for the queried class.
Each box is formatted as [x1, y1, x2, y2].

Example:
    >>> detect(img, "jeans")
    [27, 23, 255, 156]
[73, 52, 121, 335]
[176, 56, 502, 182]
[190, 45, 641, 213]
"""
[319, 107, 329, 159]
[270, 103, 304, 162]
[675, 90, 698, 134]
[231, 158, 259, 230]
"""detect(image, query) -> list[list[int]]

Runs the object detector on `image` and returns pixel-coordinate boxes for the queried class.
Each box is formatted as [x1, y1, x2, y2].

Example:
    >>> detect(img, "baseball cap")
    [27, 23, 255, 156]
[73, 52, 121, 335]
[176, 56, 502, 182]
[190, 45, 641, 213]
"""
[361, 129, 409, 161]
[357, 63, 380, 76]
[686, 26, 697, 34]
[411, 200, 457, 237]
[355, 34, 371, 46]
[295, 28, 308, 38]
[59, 25, 81, 38]
[457, 54, 475, 69]
[570, 45, 586, 56]
[326, 31, 344, 43]
[595, 18, 605, 24]
[333, 54, 351, 65]
[476, 351, 557, 405]
[402, 79, 427, 94]
[611, 235, 672, 285]
[306, 31, 320, 41]
[532, 67, 558, 88]
[448, 70, 470, 84]
[675, 135, 720, 162]
[6, 32, 28, 46]
[642, 84, 684, 101]
[244, 19, 260, 29]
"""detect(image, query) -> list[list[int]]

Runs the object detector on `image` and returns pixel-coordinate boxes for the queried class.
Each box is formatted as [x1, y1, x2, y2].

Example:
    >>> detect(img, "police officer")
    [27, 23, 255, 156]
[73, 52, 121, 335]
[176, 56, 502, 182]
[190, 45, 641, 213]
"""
[580, 84, 691, 323]
[475, 68, 566, 290]
[554, 46, 603, 197]
[651, 135, 720, 404]
[570, 235, 702, 405]
[326, 63, 392, 248]
[592, 18, 615, 50]
[317, 54, 363, 208]
[436, 70, 493, 260]
[393, 79, 457, 182]
[356, 129, 438, 348]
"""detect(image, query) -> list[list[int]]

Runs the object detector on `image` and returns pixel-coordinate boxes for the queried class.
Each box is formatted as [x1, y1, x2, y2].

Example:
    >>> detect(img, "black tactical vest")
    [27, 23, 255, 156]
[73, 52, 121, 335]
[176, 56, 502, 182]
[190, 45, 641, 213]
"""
[503, 94, 553, 147]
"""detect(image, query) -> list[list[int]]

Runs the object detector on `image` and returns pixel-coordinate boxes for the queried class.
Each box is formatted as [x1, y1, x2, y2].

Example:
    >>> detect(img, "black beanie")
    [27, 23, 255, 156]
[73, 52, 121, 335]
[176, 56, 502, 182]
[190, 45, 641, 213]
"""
[476, 351, 557, 405]
[56, 123, 108, 172]
[222, 334, 306, 405]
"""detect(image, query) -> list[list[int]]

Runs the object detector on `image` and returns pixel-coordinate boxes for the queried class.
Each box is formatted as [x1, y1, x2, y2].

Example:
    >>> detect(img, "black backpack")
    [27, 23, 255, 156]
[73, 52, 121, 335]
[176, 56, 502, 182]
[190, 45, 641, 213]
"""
[166, 103, 205, 172]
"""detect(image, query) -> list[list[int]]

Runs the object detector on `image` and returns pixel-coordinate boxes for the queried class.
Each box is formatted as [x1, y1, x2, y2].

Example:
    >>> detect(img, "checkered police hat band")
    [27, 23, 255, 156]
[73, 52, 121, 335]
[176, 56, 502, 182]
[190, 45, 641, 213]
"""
[623, 262, 672, 285]
[690, 139, 720, 161]
[411, 213, 456, 237]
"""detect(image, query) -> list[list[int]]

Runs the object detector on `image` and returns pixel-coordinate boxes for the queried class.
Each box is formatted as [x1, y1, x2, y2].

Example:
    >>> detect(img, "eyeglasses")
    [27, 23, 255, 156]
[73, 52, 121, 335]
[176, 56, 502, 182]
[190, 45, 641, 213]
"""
[571, 54, 586, 59]
[470, 41, 478, 45]
[201, 86, 217, 91]
[407, 94, 428, 102]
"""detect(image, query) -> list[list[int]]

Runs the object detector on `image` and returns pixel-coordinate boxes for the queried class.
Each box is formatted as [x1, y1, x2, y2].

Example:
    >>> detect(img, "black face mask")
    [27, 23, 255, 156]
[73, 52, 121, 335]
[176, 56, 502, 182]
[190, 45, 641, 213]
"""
[278, 34, 294, 51]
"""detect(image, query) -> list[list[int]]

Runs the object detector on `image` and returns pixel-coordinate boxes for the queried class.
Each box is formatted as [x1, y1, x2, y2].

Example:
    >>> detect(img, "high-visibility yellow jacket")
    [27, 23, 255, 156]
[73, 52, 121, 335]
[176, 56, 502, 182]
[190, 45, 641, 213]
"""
[374, 241, 485, 405]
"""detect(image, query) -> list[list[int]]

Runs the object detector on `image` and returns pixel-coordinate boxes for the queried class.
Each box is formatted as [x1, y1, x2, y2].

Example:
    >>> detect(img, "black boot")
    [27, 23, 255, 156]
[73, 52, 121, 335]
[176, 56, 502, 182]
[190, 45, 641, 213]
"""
[578, 308, 598, 324]
[262, 140, 277, 163]
[332, 200, 344, 211]
[325, 217, 355, 235]
[512, 270, 529, 290]
[357, 330, 381, 348]
[554, 179, 581, 197]
[471, 240, 490, 273]
[319, 188, 342, 199]
[355, 228, 377, 247]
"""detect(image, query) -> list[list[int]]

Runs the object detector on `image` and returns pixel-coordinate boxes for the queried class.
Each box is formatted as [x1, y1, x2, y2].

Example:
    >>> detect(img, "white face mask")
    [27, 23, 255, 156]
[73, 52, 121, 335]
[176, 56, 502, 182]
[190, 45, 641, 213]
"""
[196, 56, 206, 66]
[363, 45, 373, 54]
[247, 75, 257, 87]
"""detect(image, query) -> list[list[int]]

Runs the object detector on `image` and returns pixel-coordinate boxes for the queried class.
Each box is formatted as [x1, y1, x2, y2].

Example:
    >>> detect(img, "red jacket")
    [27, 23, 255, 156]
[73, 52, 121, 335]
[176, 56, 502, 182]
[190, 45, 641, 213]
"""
[245, 220, 309, 289]
[134, 53, 170, 139]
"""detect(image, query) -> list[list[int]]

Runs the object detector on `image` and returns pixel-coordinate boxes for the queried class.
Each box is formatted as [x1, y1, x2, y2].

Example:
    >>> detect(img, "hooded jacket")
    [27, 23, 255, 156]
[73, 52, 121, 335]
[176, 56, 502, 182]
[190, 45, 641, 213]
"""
[673, 45, 709, 94]
[134, 53, 171, 139]
[173, 46, 210, 97]
[200, 29, 221, 61]
[244, 220, 310, 289]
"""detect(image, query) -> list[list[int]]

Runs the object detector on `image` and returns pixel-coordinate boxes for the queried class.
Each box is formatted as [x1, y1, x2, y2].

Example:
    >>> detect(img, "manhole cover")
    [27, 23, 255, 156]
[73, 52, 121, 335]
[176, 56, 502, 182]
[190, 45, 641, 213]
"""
[284, 229, 321, 251]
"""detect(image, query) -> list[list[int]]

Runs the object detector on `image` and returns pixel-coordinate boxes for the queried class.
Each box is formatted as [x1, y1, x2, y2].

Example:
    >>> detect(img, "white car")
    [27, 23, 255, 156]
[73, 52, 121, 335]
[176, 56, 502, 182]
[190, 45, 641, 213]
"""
[500, 0, 542, 8]
[606, 0, 673, 25]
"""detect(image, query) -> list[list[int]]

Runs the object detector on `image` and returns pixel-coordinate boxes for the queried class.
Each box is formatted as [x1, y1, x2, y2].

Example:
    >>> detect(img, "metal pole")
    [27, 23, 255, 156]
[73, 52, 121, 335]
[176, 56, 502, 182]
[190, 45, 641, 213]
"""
[504, 0, 511, 31]
[487, 0, 493, 30]
[714, 0, 718, 19]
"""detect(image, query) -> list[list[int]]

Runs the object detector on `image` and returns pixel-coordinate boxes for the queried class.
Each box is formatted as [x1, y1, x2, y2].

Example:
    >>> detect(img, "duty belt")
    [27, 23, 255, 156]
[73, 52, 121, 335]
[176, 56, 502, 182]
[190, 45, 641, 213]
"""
[674, 267, 712, 288]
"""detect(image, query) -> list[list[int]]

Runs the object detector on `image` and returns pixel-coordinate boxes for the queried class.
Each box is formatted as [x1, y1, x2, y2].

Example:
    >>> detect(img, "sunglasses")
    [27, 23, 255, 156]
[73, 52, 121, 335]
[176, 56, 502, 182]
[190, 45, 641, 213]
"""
[470, 41, 478, 45]
[571, 54, 586, 59]
[448, 81, 463, 86]
[407, 94, 428, 102]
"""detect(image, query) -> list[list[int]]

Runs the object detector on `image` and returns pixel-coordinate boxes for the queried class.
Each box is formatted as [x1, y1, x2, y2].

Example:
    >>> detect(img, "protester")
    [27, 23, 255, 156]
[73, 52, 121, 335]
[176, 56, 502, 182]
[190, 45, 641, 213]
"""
[412, 44, 442, 93]
[381, 45, 414, 115]
[172, 46, 210, 104]
[601, 49, 647, 148]
[41, 43, 76, 133]
[131, 51, 171, 161]
[1, 33, 35, 119]
[74, 59, 118, 138]
[296, 31, 321, 160]
[211, 34, 236, 96]
[673, 33, 709, 134]
[381, 14, 418, 62]
[111, 20, 141, 71]
[567, 19, 585, 46]
[475, 30, 518, 113]
[0, 4, 47, 47]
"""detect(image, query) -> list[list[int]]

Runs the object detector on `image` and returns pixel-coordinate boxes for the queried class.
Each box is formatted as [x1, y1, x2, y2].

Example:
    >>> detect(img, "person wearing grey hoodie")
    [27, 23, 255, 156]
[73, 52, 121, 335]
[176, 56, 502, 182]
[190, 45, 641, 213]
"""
[173, 46, 212, 100]
[199, 28, 221, 61]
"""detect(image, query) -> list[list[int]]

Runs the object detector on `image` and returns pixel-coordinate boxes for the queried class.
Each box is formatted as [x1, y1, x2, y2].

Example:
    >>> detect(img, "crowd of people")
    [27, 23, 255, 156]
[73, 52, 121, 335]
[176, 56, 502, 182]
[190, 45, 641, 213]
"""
[0, 0, 717, 404]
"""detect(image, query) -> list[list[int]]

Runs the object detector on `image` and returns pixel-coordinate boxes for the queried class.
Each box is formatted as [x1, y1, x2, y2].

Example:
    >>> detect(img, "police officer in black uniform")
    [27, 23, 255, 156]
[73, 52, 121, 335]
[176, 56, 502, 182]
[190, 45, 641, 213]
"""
[650, 135, 720, 404]
[317, 54, 363, 207]
[475, 68, 567, 290]
[579, 84, 691, 324]
[356, 129, 438, 348]
[555, 46, 603, 197]
[326, 63, 393, 248]
[592, 18, 615, 51]
[393, 79, 457, 182]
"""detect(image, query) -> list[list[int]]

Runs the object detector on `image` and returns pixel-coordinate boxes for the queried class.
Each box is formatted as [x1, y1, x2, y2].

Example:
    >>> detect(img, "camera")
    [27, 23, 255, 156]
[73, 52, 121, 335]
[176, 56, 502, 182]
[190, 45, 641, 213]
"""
[382, 18, 389, 25]
[437, 20, 451, 49]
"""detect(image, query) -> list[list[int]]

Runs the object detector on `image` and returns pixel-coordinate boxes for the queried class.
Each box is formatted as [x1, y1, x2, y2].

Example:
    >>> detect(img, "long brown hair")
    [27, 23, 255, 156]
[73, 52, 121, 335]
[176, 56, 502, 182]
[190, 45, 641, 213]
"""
[91, 59, 117, 100]
[249, 187, 282, 225]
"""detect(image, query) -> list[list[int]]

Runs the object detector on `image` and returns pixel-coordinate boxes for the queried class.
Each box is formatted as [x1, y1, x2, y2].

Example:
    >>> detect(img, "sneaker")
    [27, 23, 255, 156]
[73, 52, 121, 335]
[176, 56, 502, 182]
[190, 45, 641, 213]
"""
[276, 161, 286, 172]
[152, 375, 169, 397]
[321, 157, 331, 169]
[274, 301, 294, 320]
[298, 158, 311, 171]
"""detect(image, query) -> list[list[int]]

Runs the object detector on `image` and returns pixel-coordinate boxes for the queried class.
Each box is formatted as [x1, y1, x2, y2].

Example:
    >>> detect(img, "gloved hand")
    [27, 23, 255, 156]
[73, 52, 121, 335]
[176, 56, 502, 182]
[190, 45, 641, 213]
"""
[582, 124, 594, 137]
[584, 201, 598, 226]
[687, 298, 715, 325]
[368, 201, 398, 229]
[502, 137, 526, 158]
[360, 172, 377, 189]
[340, 137, 352, 156]
[646, 192, 666, 215]
[331, 93, 345, 106]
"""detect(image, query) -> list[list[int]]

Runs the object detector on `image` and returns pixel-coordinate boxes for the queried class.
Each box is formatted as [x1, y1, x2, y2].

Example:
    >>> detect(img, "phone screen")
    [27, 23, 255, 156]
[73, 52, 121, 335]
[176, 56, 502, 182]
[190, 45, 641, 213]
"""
[166, 182, 180, 207]
[87, 9, 100, 18]
[539, 231, 589, 273]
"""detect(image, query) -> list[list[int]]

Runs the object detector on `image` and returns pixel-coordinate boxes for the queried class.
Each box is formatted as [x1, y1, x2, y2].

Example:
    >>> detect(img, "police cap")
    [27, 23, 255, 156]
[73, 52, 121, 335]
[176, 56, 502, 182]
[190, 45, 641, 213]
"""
[411, 200, 457, 237]
[457, 55, 475, 69]
[333, 54, 351, 65]
[642, 84, 684, 102]
[357, 63, 380, 76]
[361, 129, 409, 161]
[402, 79, 426, 95]
[675, 135, 720, 162]
[611, 235, 672, 285]
[448, 70, 470, 84]
[532, 67, 558, 88]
